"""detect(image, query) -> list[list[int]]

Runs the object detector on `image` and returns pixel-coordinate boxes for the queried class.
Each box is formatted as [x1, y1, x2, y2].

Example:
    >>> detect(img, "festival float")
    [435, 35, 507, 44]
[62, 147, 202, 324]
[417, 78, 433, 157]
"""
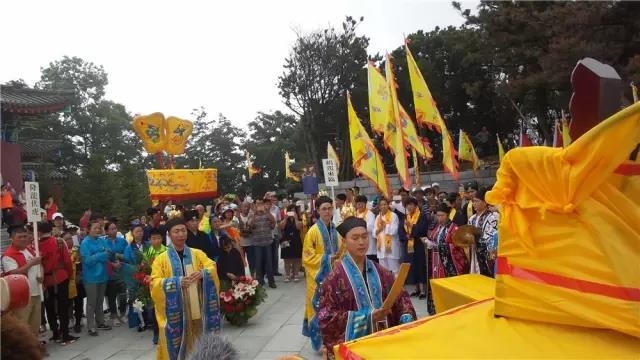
[132, 112, 217, 202]
[336, 59, 640, 359]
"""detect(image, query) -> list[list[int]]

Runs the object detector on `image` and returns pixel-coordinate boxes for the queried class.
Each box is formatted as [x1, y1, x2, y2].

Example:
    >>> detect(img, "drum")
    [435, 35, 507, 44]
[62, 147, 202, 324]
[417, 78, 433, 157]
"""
[0, 274, 31, 312]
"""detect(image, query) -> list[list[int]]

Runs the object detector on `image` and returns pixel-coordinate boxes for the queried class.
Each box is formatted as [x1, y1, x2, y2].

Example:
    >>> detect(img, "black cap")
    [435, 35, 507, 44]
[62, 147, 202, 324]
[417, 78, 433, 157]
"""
[475, 186, 492, 202]
[37, 222, 52, 234]
[315, 195, 333, 209]
[183, 210, 199, 222]
[466, 181, 479, 191]
[336, 217, 367, 238]
[436, 203, 451, 214]
[165, 217, 186, 232]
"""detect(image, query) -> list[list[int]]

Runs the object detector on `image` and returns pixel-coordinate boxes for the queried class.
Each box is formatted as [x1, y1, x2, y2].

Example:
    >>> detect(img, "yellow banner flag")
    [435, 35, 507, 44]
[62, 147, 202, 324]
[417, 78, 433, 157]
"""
[147, 168, 217, 201]
[399, 103, 432, 160]
[405, 43, 444, 132]
[497, 134, 505, 163]
[132, 112, 167, 154]
[285, 151, 300, 182]
[245, 151, 261, 177]
[458, 130, 480, 170]
[164, 116, 193, 155]
[367, 62, 390, 134]
[442, 126, 459, 179]
[327, 142, 341, 171]
[384, 54, 412, 190]
[348, 94, 390, 198]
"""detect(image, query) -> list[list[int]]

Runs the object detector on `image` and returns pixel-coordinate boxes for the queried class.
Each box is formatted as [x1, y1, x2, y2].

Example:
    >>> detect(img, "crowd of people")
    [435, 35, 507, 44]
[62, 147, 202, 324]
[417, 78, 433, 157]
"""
[1, 179, 498, 359]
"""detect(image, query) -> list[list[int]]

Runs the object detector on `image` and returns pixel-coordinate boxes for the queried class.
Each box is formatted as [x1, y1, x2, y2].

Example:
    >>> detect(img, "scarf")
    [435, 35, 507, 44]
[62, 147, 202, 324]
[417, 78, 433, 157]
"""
[376, 211, 393, 252]
[404, 210, 420, 254]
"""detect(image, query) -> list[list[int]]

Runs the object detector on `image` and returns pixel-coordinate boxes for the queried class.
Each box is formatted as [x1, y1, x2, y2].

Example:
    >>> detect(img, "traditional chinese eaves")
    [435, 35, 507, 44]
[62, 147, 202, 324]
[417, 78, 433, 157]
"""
[1, 85, 74, 114]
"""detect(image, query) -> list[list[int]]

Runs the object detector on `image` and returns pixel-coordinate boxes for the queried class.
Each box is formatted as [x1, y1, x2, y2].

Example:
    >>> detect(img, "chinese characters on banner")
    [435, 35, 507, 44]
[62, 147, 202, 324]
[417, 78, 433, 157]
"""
[25, 181, 41, 223]
[322, 159, 339, 187]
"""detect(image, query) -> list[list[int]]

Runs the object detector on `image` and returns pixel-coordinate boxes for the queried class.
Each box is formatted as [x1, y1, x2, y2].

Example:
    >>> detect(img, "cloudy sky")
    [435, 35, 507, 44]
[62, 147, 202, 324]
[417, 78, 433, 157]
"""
[1, 0, 475, 128]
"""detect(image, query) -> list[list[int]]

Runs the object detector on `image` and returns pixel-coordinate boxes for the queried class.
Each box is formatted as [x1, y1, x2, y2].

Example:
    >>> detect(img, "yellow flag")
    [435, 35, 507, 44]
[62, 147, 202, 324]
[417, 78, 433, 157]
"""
[327, 142, 341, 171]
[399, 103, 432, 160]
[245, 151, 261, 177]
[442, 126, 459, 179]
[132, 112, 167, 154]
[384, 54, 412, 190]
[164, 116, 193, 155]
[285, 151, 300, 182]
[367, 62, 390, 134]
[561, 110, 572, 147]
[405, 43, 444, 132]
[458, 130, 480, 170]
[497, 134, 505, 163]
[348, 94, 390, 198]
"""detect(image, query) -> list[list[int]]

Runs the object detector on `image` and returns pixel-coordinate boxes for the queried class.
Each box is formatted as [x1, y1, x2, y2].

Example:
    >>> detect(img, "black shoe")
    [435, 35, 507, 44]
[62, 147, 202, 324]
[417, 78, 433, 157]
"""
[274, 272, 283, 276]
[409, 291, 420, 297]
[61, 335, 79, 346]
[74, 324, 82, 333]
[88, 329, 98, 337]
[97, 324, 112, 331]
[268, 282, 277, 289]
[418, 293, 426, 300]
[49, 334, 61, 343]
[137, 325, 145, 332]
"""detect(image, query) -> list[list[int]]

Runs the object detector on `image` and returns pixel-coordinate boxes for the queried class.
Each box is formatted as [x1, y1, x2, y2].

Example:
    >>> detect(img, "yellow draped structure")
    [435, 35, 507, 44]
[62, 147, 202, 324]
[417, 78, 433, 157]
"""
[147, 169, 217, 201]
[430, 274, 495, 314]
[150, 248, 220, 360]
[336, 299, 640, 359]
[487, 102, 640, 337]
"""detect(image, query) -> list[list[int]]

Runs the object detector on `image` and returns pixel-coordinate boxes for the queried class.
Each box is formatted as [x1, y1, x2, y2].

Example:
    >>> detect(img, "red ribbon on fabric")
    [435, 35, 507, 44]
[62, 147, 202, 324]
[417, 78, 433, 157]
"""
[614, 163, 640, 176]
[496, 256, 640, 301]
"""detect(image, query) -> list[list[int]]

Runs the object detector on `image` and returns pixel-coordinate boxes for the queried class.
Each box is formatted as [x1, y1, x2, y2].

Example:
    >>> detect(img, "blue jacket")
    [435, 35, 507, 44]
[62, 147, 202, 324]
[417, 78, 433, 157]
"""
[80, 235, 111, 284]
[105, 235, 128, 260]
[124, 241, 149, 265]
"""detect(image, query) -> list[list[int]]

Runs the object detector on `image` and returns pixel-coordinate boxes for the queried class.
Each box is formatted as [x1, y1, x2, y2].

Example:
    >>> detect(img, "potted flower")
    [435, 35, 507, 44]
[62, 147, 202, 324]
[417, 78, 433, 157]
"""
[219, 276, 267, 326]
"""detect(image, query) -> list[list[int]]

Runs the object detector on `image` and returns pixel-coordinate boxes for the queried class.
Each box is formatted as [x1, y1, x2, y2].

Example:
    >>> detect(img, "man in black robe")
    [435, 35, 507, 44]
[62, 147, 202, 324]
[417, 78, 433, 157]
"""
[185, 210, 219, 261]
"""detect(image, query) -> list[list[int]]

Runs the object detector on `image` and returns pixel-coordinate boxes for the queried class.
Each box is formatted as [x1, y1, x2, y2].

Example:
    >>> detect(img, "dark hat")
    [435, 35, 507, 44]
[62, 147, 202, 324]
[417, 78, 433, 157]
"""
[183, 210, 199, 222]
[7, 224, 26, 236]
[315, 195, 333, 209]
[147, 207, 160, 216]
[474, 186, 492, 202]
[466, 181, 479, 191]
[165, 217, 186, 232]
[436, 203, 451, 214]
[406, 197, 419, 206]
[336, 217, 367, 238]
[37, 222, 52, 234]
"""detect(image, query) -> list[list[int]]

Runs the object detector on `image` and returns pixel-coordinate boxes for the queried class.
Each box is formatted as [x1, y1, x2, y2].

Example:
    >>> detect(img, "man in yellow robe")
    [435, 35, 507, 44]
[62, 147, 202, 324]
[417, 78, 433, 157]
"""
[151, 218, 221, 360]
[302, 196, 341, 352]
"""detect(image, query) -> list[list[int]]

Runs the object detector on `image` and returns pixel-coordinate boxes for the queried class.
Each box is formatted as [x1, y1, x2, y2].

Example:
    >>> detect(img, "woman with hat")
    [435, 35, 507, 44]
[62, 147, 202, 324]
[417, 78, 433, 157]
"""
[424, 203, 468, 314]
[468, 186, 498, 277]
[317, 216, 416, 358]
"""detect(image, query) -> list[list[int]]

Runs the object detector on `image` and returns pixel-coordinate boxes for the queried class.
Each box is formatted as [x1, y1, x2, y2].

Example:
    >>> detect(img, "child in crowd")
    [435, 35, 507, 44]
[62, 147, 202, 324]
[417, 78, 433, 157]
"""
[216, 236, 245, 282]
[143, 227, 166, 345]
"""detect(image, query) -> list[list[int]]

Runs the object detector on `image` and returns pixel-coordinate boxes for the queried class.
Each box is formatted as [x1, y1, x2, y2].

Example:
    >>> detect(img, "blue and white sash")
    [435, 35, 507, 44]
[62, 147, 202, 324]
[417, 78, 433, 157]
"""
[342, 253, 383, 341]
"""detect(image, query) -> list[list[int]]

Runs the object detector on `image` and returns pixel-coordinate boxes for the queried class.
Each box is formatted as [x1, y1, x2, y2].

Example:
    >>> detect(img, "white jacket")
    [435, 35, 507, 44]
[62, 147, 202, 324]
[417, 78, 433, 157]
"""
[375, 211, 401, 260]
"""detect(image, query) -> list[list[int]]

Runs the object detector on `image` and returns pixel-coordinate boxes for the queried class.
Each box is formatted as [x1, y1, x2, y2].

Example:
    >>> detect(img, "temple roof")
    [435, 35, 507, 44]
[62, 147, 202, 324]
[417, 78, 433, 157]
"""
[1, 85, 74, 114]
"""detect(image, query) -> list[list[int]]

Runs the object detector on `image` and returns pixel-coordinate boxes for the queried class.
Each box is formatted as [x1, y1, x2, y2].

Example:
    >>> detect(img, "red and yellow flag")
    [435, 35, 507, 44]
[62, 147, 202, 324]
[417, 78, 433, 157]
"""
[399, 103, 432, 160]
[405, 43, 444, 132]
[384, 54, 412, 190]
[458, 130, 480, 171]
[442, 126, 459, 179]
[348, 94, 390, 198]
[367, 62, 390, 134]
[245, 151, 261, 177]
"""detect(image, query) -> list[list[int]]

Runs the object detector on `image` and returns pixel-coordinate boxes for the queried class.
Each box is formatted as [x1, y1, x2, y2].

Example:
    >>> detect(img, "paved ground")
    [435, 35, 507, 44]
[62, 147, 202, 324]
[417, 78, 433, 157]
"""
[45, 273, 428, 360]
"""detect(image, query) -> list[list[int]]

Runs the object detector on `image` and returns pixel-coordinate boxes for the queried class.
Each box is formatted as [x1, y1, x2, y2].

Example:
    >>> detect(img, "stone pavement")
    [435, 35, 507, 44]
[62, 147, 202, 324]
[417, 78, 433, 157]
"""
[46, 278, 428, 360]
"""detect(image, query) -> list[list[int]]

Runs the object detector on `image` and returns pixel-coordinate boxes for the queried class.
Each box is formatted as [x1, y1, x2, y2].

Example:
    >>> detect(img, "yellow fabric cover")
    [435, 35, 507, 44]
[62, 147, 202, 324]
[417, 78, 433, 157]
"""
[337, 299, 640, 359]
[302, 224, 342, 323]
[430, 274, 495, 313]
[147, 169, 218, 201]
[150, 248, 220, 360]
[486, 102, 640, 337]
[132, 112, 167, 154]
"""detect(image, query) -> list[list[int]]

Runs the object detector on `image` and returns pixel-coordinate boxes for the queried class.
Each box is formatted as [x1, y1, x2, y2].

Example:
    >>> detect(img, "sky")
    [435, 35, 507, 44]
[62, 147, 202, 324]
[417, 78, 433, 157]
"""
[1, 0, 475, 129]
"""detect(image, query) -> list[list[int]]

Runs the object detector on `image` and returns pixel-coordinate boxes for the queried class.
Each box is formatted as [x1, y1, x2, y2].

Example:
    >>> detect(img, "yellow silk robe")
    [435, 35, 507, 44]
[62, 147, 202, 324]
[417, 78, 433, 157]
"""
[302, 221, 341, 351]
[151, 247, 220, 360]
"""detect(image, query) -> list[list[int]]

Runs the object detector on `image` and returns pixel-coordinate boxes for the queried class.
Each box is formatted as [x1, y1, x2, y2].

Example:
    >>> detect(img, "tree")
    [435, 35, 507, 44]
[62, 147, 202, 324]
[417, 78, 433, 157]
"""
[182, 108, 246, 196]
[278, 16, 375, 180]
[243, 110, 304, 196]
[456, 1, 640, 144]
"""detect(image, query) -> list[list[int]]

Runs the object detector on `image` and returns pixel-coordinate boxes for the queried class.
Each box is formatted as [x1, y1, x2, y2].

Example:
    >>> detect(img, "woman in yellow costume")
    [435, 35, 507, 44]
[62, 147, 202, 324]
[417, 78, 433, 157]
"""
[302, 195, 341, 352]
[150, 217, 222, 360]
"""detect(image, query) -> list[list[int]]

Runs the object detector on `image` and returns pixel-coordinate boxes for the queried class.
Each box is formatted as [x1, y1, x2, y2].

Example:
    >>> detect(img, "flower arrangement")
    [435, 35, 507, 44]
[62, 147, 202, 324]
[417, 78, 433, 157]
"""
[130, 249, 153, 306]
[219, 276, 267, 326]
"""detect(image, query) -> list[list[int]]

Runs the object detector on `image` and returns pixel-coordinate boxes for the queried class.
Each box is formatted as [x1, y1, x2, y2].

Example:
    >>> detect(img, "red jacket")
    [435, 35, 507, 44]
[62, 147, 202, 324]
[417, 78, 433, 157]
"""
[39, 236, 72, 287]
